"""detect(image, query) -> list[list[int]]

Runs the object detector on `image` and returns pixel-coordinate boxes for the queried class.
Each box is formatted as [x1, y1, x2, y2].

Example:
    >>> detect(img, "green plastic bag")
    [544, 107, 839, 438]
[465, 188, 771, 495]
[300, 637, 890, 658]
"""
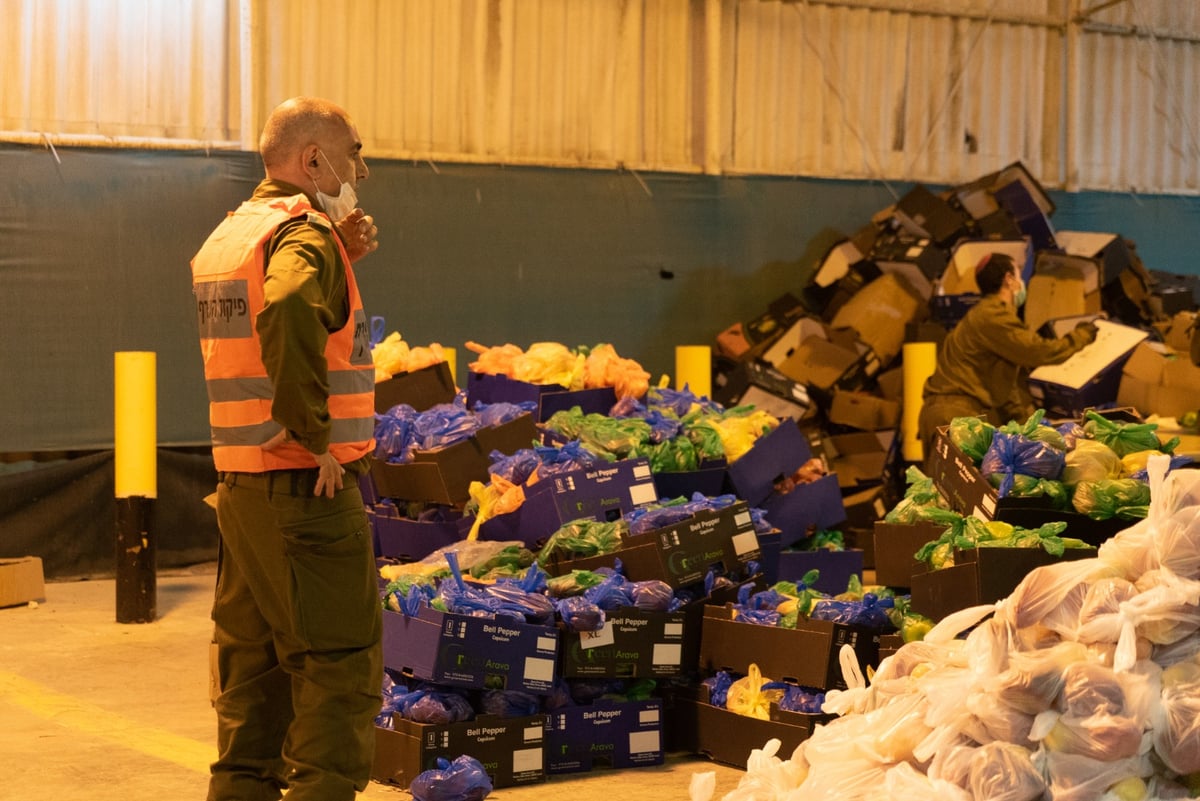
[1072, 478, 1151, 521]
[1082, 410, 1178, 458]
[949, 416, 997, 463]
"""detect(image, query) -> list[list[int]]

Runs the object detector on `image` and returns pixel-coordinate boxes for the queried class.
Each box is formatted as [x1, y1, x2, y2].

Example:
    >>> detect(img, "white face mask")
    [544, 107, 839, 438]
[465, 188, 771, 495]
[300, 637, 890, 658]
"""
[1014, 276, 1027, 308]
[313, 150, 357, 221]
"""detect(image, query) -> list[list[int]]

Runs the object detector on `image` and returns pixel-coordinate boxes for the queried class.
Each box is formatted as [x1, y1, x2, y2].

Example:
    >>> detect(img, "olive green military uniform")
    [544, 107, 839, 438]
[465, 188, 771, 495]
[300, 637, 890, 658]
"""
[208, 180, 382, 801]
[917, 294, 1094, 459]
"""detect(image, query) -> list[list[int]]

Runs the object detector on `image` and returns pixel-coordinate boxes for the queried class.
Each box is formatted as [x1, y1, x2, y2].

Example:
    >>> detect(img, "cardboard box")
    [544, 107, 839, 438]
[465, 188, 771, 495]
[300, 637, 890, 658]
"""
[724, 418, 814, 507]
[543, 699, 664, 774]
[892, 184, 970, 246]
[374, 361, 456, 414]
[759, 474, 847, 548]
[0, 556, 45, 607]
[872, 521, 948, 588]
[652, 460, 729, 502]
[381, 605, 559, 693]
[926, 427, 1128, 546]
[466, 372, 617, 422]
[827, 389, 900, 432]
[1055, 231, 1133, 288]
[877, 633, 905, 662]
[775, 548, 864, 596]
[371, 503, 476, 561]
[372, 713, 546, 789]
[699, 604, 883, 691]
[543, 502, 763, 590]
[993, 177, 1057, 251]
[711, 358, 816, 423]
[818, 430, 897, 490]
[715, 293, 807, 361]
[1024, 251, 1103, 333]
[369, 414, 538, 505]
[868, 233, 950, 300]
[829, 273, 924, 366]
[910, 546, 1095, 621]
[765, 318, 881, 398]
[558, 608, 688, 678]
[801, 241, 879, 321]
[1117, 341, 1200, 419]
[479, 459, 658, 549]
[665, 684, 830, 769]
[1027, 320, 1149, 419]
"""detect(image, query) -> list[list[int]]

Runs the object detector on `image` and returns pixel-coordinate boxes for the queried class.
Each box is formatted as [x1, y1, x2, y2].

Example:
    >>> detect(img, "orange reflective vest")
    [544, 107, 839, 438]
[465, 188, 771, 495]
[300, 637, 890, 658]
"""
[191, 194, 375, 472]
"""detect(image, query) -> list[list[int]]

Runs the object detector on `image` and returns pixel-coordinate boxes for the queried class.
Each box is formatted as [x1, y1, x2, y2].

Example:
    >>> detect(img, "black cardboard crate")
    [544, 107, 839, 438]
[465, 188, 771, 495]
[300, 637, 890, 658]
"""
[372, 713, 546, 789]
[909, 546, 1095, 621]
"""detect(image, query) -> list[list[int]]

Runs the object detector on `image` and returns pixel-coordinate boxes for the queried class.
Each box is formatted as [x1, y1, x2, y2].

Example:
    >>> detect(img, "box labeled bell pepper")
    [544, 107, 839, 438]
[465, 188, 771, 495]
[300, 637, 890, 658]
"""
[558, 607, 687, 678]
[478, 458, 658, 549]
[698, 604, 882, 692]
[372, 713, 546, 789]
[381, 605, 559, 694]
[369, 413, 537, 505]
[542, 501, 762, 590]
[543, 699, 664, 774]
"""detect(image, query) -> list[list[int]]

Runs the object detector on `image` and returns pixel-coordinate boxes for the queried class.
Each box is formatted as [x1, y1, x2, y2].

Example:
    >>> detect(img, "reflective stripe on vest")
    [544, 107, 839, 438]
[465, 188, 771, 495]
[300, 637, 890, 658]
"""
[191, 194, 375, 472]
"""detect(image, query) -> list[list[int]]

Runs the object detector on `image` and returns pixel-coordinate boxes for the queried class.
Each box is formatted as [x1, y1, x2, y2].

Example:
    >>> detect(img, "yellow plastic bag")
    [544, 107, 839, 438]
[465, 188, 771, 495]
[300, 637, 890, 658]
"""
[725, 663, 785, 720]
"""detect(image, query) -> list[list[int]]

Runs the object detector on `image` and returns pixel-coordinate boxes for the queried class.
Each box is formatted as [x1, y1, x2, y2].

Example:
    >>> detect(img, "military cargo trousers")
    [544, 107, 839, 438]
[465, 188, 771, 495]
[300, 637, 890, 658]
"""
[207, 469, 383, 801]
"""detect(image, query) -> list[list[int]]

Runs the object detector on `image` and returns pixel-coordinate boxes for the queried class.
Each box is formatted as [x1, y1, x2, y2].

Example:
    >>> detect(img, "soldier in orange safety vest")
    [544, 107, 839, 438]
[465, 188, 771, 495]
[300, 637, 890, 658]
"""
[191, 96, 383, 801]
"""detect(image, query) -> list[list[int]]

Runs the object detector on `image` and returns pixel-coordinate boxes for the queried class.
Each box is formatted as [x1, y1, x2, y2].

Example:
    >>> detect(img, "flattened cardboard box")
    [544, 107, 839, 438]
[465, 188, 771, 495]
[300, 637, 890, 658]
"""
[558, 607, 687, 678]
[381, 605, 559, 694]
[0, 557, 45, 608]
[543, 699, 664, 774]
[372, 713, 546, 789]
[699, 604, 882, 691]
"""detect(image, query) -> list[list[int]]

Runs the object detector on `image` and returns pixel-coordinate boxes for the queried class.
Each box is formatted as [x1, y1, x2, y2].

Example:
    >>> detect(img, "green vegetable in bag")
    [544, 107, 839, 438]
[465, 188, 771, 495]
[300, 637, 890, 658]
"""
[948, 416, 996, 463]
[999, 409, 1067, 451]
[885, 466, 952, 523]
[536, 518, 628, 566]
[1060, 438, 1123, 486]
[1072, 478, 1152, 521]
[987, 472, 1071, 509]
[1082, 410, 1179, 457]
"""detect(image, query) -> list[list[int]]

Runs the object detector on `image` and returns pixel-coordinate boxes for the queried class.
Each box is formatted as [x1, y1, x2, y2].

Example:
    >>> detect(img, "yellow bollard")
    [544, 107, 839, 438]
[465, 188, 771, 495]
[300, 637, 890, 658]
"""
[675, 345, 712, 399]
[114, 351, 157, 623]
[902, 342, 938, 463]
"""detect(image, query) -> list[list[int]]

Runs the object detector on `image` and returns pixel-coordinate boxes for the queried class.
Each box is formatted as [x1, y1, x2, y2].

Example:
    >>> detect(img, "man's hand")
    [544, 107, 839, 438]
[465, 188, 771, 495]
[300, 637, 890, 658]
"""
[335, 208, 379, 263]
[313, 450, 346, 498]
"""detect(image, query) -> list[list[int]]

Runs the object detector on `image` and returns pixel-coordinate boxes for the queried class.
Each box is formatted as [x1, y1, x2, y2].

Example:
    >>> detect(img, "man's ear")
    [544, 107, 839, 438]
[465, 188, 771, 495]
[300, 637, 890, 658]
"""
[302, 145, 321, 177]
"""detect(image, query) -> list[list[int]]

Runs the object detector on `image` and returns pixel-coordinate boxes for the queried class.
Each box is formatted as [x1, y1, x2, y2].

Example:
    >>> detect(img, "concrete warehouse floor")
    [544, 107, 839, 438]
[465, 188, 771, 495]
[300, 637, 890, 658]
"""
[0, 565, 746, 801]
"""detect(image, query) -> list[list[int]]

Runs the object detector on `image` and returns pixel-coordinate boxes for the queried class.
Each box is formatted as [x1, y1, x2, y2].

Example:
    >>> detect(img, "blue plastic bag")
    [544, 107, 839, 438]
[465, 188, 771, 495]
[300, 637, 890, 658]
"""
[409, 755, 493, 801]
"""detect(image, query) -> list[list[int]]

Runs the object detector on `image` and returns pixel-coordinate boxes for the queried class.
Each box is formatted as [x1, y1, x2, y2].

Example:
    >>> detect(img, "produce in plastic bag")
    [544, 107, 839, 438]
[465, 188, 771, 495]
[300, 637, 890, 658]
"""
[998, 409, 1068, 451]
[1152, 658, 1200, 773]
[948, 416, 996, 464]
[1082, 409, 1178, 457]
[1072, 478, 1151, 520]
[1059, 437, 1124, 486]
[965, 741, 1046, 801]
[409, 755, 493, 801]
[980, 430, 1066, 496]
[725, 664, 785, 720]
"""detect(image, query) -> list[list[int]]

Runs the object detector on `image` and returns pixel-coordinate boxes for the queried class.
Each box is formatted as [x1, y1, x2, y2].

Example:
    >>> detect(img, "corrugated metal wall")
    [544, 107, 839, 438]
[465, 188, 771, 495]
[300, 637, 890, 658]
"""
[2, 0, 1198, 192]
